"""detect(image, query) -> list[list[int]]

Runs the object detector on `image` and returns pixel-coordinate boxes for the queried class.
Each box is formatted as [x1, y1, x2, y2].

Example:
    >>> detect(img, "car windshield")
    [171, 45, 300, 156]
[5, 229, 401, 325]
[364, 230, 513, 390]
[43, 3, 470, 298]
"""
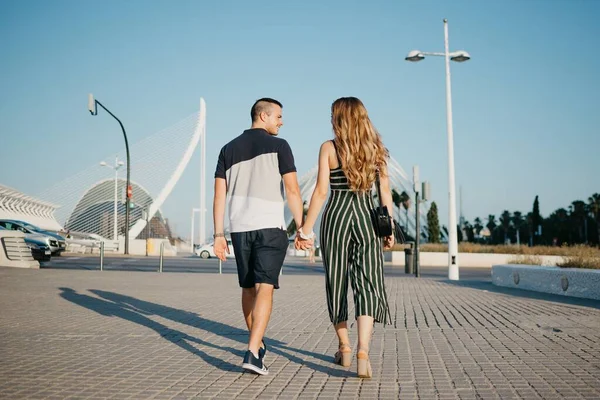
[20, 222, 41, 231]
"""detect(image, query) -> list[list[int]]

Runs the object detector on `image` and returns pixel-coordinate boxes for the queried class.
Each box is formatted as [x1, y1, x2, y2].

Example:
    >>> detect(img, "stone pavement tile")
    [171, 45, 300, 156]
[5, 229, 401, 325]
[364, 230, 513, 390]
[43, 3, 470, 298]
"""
[150, 394, 175, 399]
[379, 392, 401, 400]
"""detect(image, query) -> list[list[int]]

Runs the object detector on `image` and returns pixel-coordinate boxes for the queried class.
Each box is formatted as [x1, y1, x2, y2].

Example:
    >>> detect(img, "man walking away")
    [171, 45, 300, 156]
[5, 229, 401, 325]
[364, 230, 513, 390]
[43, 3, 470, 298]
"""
[212, 98, 304, 375]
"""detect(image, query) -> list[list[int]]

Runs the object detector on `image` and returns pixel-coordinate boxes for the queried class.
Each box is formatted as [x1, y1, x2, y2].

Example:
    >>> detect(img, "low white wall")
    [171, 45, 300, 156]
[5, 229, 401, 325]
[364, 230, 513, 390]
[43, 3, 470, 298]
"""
[115, 238, 177, 256]
[492, 264, 600, 301]
[0, 230, 39, 269]
[385, 251, 563, 268]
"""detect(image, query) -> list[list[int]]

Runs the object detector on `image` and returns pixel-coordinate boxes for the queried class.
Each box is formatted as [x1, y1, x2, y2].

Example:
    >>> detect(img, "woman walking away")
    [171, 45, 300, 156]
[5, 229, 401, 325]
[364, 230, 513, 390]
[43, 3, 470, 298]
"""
[296, 97, 394, 378]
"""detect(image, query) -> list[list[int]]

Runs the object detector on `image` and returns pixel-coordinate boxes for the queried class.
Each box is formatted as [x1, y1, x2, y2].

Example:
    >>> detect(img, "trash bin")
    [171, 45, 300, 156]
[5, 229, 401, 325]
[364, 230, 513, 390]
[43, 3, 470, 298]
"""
[404, 245, 414, 274]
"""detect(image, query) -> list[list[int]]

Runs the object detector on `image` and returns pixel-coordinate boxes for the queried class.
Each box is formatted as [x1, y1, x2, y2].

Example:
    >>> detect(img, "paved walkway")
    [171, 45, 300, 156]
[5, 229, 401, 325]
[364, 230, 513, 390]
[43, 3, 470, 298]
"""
[1, 265, 599, 399]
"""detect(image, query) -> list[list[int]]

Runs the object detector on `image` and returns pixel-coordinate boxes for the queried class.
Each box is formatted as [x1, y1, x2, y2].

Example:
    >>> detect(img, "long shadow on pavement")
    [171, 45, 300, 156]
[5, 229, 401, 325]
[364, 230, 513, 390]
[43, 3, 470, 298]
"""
[440, 279, 600, 309]
[59, 288, 351, 377]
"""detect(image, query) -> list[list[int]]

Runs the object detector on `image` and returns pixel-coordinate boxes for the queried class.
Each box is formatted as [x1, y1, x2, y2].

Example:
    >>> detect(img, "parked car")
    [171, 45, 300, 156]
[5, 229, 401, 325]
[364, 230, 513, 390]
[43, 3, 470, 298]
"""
[0, 226, 51, 262]
[24, 237, 52, 262]
[3, 220, 67, 255]
[85, 233, 119, 252]
[0, 220, 63, 255]
[65, 231, 102, 248]
[194, 239, 235, 259]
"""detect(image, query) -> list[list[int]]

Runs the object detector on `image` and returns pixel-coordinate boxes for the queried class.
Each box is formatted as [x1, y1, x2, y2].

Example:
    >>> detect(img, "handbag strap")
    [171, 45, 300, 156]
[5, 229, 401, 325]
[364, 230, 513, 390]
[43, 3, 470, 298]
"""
[375, 168, 384, 208]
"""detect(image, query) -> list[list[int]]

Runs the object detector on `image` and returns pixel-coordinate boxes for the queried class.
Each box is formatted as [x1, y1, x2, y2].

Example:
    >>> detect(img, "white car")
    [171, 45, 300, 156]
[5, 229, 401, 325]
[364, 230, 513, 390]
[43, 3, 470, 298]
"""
[194, 240, 235, 259]
[66, 232, 102, 248]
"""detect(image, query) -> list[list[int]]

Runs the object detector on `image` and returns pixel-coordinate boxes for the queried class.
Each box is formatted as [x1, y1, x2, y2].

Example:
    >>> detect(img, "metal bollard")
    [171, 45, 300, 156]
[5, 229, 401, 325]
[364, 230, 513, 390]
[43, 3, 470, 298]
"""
[404, 244, 414, 274]
[159, 242, 164, 273]
[100, 241, 104, 271]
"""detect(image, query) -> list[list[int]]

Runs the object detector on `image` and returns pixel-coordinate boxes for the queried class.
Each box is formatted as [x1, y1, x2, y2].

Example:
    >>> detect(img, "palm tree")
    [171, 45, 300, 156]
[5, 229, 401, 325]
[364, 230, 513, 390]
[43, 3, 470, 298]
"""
[512, 211, 524, 246]
[589, 193, 600, 247]
[499, 210, 511, 244]
[570, 200, 587, 243]
[486, 215, 496, 244]
[473, 217, 484, 239]
[550, 208, 570, 245]
[463, 220, 475, 242]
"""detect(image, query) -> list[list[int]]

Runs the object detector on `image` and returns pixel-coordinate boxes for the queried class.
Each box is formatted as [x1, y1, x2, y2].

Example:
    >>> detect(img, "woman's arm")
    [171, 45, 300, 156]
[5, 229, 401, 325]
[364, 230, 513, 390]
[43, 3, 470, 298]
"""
[300, 141, 332, 236]
[379, 164, 396, 249]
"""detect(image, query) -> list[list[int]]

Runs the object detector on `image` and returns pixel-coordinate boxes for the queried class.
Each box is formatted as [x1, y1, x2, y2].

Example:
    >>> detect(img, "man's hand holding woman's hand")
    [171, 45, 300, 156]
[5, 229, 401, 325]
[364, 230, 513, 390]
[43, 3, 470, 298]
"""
[295, 226, 315, 250]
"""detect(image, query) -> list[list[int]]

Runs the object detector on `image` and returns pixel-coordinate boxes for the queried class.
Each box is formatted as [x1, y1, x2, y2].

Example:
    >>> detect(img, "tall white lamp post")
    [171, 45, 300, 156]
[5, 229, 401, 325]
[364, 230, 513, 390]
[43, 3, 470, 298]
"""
[406, 18, 471, 281]
[100, 156, 125, 241]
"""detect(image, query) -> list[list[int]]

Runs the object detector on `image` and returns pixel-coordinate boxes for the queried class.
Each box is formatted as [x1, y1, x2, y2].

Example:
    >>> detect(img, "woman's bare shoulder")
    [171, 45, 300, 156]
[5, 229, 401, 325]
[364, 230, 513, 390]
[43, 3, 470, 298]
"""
[320, 140, 335, 153]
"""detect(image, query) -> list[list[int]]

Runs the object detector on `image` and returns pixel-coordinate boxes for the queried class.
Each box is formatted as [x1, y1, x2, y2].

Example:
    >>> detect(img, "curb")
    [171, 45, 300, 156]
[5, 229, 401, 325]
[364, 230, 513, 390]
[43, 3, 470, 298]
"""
[492, 264, 600, 301]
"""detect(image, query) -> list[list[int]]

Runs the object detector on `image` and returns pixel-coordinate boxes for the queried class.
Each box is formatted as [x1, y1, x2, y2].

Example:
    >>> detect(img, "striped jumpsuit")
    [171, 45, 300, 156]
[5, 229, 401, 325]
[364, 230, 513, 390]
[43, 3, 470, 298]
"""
[320, 145, 391, 326]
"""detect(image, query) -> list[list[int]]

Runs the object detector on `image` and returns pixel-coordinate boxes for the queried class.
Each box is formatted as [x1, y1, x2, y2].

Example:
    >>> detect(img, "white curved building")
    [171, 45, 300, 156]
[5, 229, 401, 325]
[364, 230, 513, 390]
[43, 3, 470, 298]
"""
[0, 184, 62, 231]
[65, 179, 168, 239]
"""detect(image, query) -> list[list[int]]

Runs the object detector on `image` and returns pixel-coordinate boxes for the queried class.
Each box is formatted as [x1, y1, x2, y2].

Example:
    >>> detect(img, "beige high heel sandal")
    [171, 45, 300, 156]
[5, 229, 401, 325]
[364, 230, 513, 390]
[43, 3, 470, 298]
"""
[334, 343, 352, 367]
[357, 350, 372, 378]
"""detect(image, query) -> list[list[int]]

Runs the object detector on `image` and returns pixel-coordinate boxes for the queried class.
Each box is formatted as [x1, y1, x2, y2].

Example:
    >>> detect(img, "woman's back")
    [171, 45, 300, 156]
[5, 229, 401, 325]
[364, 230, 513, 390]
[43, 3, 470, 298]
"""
[320, 141, 391, 326]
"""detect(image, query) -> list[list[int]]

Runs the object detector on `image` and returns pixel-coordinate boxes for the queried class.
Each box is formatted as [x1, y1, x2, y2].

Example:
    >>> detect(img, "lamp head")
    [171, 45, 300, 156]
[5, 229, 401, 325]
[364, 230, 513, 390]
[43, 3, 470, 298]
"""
[451, 51, 471, 62]
[88, 93, 97, 115]
[405, 50, 425, 62]
[117, 161, 124, 167]
[99, 161, 107, 167]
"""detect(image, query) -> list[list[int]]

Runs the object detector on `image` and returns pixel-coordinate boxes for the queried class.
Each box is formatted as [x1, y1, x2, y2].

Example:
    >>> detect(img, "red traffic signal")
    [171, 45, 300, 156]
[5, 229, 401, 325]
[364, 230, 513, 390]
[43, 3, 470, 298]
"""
[127, 185, 133, 199]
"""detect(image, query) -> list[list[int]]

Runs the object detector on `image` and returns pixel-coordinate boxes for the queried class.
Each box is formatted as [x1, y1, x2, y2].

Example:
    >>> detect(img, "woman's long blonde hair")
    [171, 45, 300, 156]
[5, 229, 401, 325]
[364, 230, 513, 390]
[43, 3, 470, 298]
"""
[331, 97, 389, 192]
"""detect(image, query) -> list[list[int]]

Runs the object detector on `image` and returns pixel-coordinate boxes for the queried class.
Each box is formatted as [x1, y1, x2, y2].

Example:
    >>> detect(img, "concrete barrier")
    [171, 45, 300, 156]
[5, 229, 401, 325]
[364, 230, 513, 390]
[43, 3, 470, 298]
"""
[0, 230, 39, 269]
[114, 238, 177, 256]
[147, 239, 177, 256]
[492, 264, 600, 301]
[385, 251, 563, 268]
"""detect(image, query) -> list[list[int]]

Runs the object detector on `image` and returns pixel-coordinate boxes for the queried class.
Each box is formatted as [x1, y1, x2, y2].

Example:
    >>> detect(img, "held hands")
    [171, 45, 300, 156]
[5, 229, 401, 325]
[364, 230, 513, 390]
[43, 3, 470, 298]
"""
[213, 236, 229, 261]
[294, 227, 315, 250]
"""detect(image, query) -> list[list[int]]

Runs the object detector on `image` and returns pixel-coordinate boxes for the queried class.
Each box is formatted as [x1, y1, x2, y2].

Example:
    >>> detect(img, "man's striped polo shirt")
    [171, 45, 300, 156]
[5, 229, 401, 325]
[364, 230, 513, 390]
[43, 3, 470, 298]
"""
[214, 128, 296, 233]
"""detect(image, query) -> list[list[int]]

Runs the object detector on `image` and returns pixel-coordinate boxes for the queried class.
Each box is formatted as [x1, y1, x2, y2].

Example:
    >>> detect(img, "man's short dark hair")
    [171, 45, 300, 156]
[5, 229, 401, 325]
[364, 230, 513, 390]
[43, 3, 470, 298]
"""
[251, 98, 283, 122]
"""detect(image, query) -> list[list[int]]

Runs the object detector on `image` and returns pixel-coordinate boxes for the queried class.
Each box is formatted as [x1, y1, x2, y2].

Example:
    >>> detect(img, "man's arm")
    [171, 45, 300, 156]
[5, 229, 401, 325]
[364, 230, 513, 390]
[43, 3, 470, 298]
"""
[282, 172, 304, 230]
[212, 177, 229, 261]
[213, 178, 227, 234]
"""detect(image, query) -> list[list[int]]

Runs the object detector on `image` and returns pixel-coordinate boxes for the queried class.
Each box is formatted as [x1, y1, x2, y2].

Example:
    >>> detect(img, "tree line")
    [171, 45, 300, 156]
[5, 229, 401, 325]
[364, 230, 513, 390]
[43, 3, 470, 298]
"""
[420, 193, 600, 247]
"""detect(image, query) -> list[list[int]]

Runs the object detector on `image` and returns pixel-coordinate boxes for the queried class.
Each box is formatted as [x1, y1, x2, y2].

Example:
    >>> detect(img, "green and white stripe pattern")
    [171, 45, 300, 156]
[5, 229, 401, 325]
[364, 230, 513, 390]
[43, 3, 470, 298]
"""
[320, 166, 391, 325]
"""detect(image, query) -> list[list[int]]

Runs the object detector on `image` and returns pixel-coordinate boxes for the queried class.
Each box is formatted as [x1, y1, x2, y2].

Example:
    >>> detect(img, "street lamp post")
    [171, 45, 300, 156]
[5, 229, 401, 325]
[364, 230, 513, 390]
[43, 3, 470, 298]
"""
[88, 94, 132, 254]
[100, 156, 124, 241]
[190, 207, 201, 254]
[406, 18, 470, 281]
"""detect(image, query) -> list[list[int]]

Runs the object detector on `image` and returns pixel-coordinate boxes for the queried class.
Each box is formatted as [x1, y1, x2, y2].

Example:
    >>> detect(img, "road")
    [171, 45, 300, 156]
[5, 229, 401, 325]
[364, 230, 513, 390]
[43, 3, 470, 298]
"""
[42, 254, 491, 281]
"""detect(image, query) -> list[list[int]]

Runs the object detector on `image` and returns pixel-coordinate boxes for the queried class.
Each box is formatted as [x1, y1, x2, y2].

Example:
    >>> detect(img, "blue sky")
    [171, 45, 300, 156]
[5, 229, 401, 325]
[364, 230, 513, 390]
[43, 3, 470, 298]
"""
[1, 0, 599, 236]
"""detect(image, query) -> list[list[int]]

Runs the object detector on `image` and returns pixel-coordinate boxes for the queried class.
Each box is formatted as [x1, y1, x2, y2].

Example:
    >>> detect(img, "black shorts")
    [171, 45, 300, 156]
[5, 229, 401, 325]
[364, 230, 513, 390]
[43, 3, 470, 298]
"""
[230, 228, 289, 289]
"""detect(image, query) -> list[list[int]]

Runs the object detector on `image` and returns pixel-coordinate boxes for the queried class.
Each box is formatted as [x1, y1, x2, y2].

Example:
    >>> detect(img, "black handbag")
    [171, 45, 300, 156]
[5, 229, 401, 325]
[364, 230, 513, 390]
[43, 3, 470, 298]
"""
[372, 169, 393, 237]
[372, 169, 406, 244]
